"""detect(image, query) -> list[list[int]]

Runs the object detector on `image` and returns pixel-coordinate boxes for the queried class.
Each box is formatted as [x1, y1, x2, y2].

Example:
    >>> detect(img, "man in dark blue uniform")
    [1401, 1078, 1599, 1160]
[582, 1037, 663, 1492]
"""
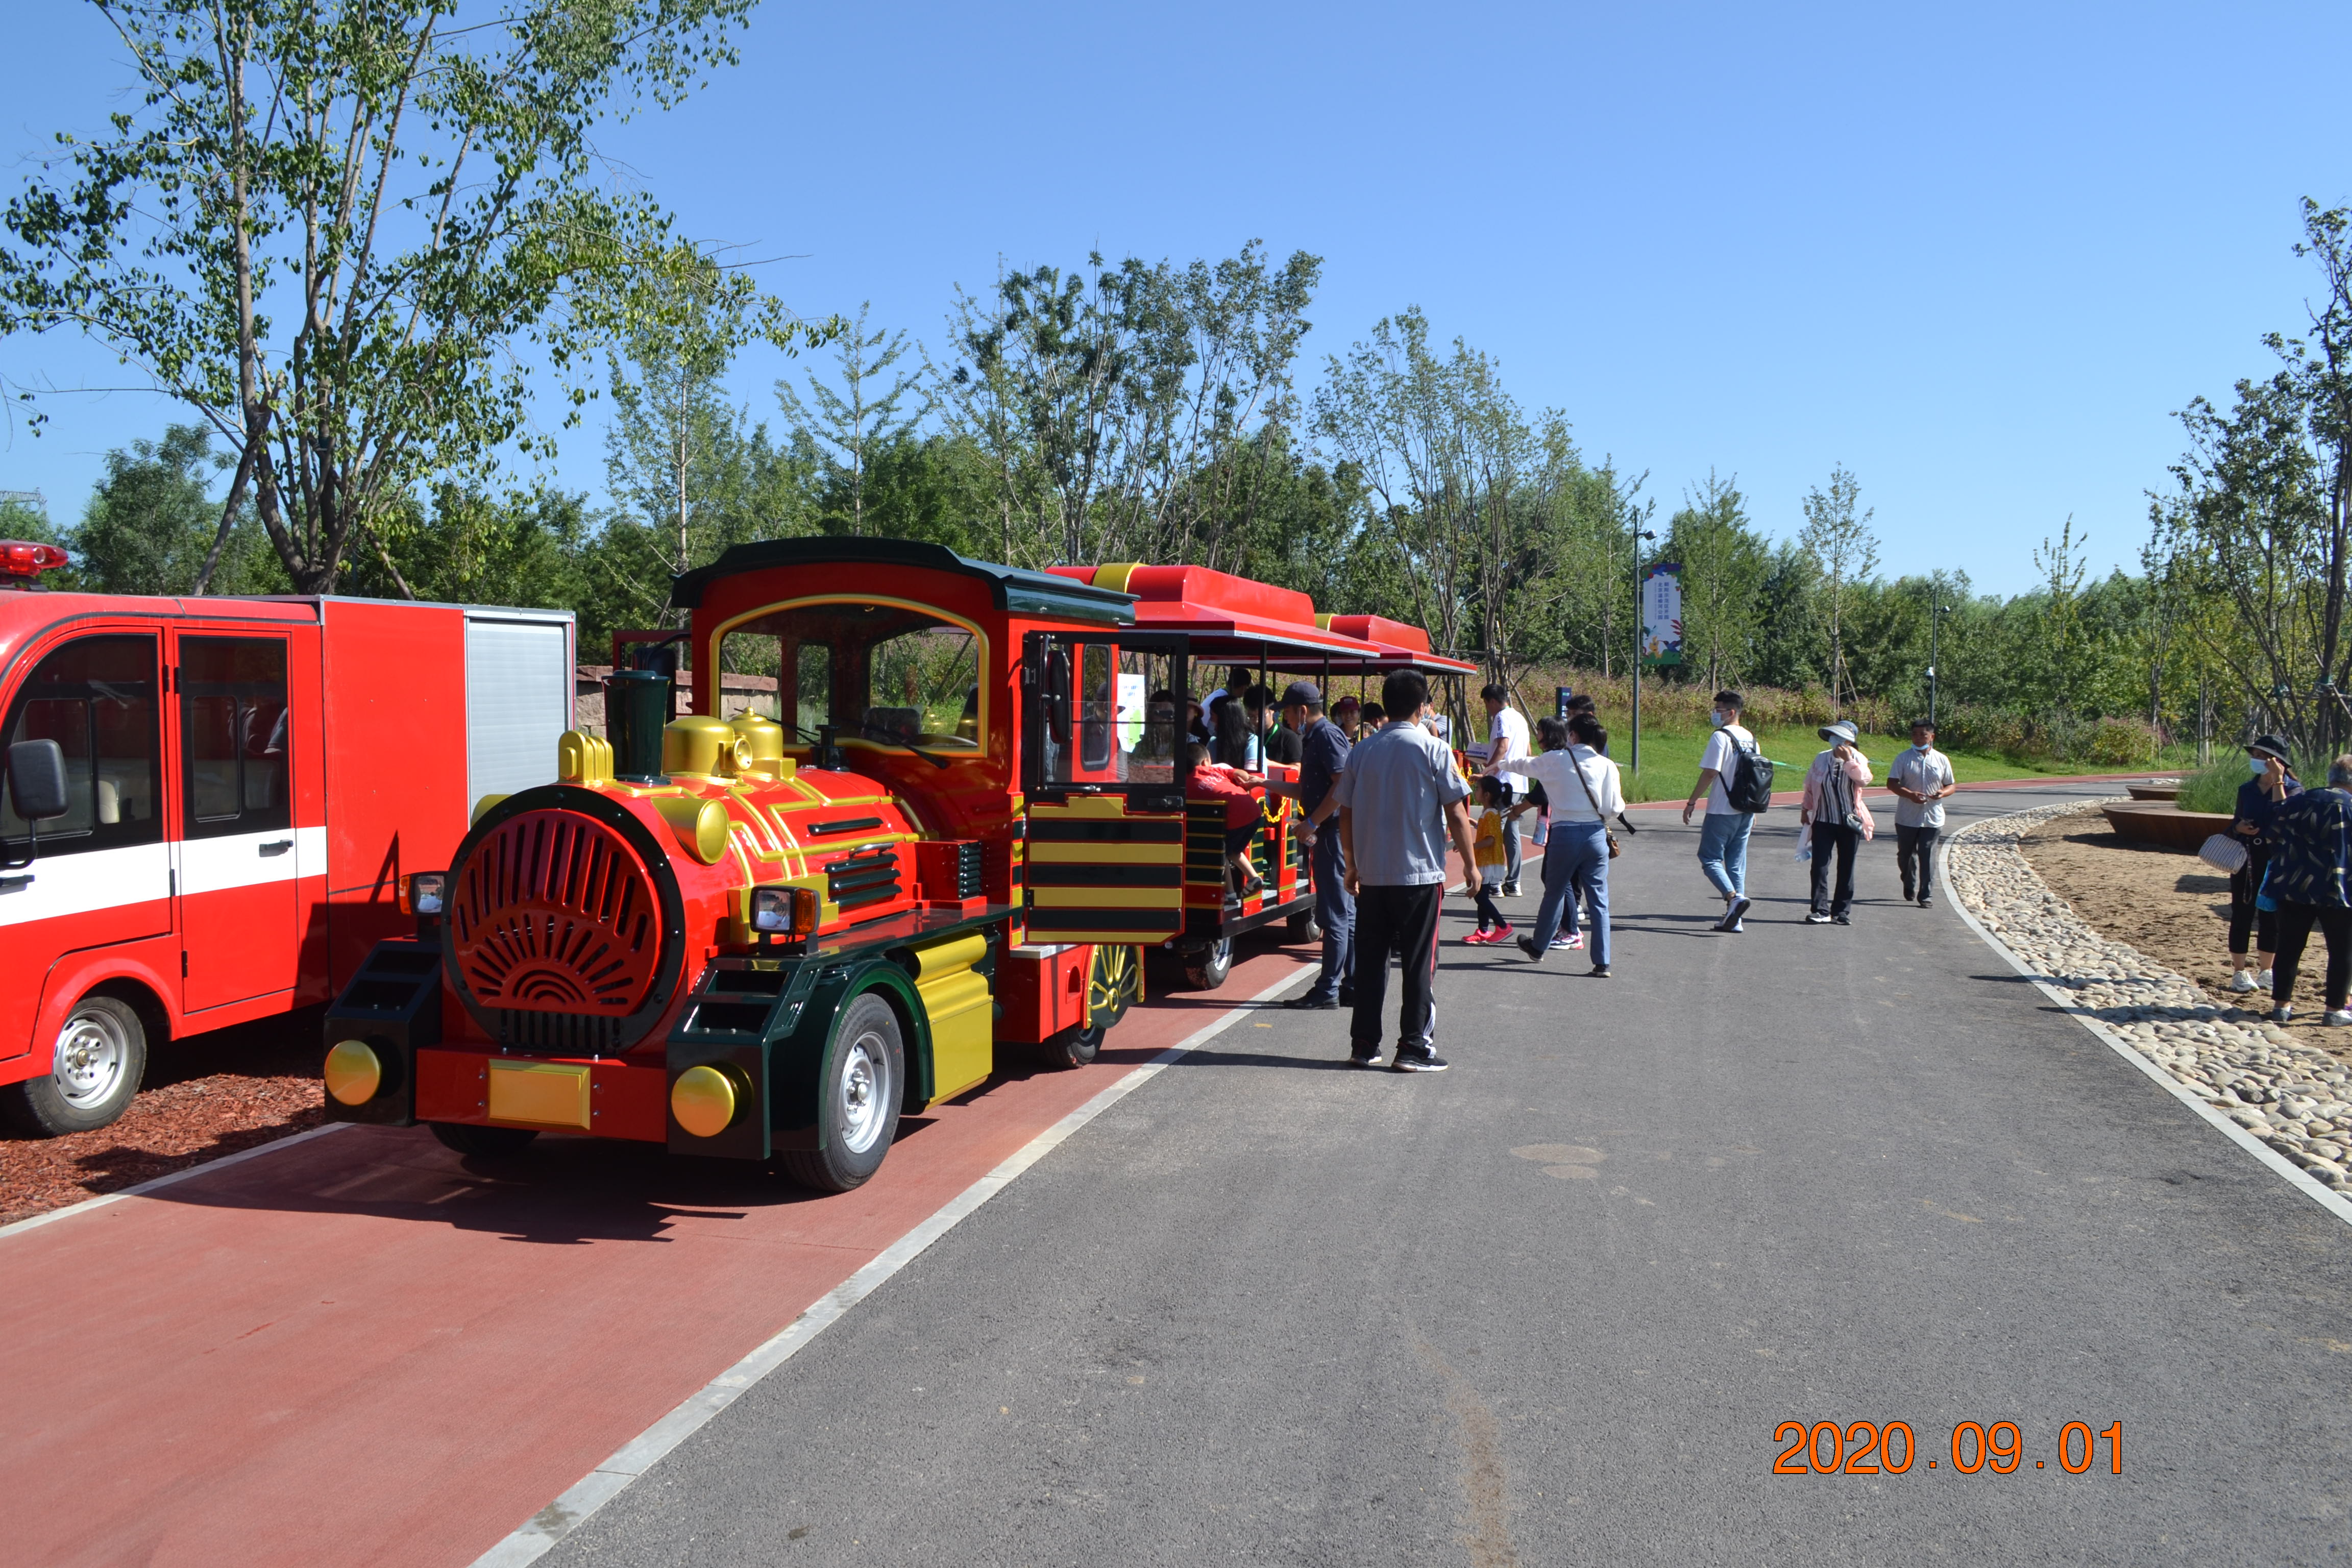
[1276, 681, 1356, 1011]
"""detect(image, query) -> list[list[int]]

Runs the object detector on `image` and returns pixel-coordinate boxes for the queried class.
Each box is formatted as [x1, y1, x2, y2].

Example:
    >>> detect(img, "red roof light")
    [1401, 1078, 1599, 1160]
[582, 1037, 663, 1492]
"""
[0, 540, 69, 583]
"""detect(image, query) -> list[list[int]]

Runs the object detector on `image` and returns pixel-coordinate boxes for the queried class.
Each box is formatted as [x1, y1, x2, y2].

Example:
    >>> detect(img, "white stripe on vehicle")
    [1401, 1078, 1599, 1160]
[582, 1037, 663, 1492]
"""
[0, 842, 171, 928]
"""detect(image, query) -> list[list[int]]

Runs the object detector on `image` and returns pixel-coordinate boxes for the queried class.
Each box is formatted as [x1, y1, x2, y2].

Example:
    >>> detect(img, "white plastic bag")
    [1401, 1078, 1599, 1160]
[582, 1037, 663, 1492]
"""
[1795, 835, 1814, 863]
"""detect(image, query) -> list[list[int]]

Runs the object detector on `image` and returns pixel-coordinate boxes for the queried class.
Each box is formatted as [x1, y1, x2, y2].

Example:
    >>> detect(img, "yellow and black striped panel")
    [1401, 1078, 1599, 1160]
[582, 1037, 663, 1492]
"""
[1025, 796, 1186, 944]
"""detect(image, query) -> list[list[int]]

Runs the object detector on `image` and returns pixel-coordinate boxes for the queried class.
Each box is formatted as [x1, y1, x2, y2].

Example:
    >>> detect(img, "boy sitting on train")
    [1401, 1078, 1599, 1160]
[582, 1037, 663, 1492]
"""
[1186, 741, 1267, 896]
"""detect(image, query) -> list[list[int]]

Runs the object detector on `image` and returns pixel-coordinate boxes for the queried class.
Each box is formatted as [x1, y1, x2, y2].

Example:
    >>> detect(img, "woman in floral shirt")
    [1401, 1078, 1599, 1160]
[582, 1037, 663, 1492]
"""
[2260, 755, 2352, 1026]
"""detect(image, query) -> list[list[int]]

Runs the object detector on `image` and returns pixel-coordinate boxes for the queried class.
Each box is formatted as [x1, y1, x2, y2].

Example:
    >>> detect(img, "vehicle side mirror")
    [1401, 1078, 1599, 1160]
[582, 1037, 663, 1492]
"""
[7, 739, 68, 821]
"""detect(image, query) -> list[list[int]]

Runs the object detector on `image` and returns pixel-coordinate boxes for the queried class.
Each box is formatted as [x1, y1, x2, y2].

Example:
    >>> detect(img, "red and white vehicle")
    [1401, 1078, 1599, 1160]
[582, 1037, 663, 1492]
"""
[0, 542, 573, 1134]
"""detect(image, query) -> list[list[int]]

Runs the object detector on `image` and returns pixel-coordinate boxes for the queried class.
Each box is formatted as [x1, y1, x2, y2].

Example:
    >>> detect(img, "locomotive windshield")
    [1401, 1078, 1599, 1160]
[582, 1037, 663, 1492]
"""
[719, 601, 983, 752]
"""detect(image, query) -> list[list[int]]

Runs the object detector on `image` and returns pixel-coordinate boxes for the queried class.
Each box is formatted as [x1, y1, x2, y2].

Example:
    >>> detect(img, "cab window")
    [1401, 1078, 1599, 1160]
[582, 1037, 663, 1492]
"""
[720, 603, 984, 752]
[1022, 633, 1187, 795]
[0, 633, 162, 857]
[180, 637, 290, 839]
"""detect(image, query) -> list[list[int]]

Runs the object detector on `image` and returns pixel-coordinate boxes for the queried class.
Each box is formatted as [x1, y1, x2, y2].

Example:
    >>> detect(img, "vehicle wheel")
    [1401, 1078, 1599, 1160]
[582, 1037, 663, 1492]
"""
[1038, 944, 1141, 1069]
[1182, 936, 1234, 992]
[1038, 1021, 1105, 1069]
[1286, 908, 1321, 943]
[1, 993, 148, 1136]
[429, 1122, 540, 1158]
[781, 993, 903, 1193]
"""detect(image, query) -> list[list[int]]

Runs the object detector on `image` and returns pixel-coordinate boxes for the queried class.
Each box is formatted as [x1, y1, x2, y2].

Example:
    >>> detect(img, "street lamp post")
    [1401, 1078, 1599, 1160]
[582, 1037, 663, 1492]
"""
[1928, 601, 1951, 728]
[1631, 526, 1657, 777]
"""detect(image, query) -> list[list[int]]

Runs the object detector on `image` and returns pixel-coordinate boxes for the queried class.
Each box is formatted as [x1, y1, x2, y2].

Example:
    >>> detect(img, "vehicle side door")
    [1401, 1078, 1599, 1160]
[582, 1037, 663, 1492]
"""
[173, 632, 299, 1013]
[0, 631, 169, 1059]
[1018, 632, 1190, 947]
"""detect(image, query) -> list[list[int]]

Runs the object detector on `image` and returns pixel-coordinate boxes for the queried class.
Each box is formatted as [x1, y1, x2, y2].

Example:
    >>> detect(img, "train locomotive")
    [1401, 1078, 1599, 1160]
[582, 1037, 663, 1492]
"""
[316, 538, 1470, 1191]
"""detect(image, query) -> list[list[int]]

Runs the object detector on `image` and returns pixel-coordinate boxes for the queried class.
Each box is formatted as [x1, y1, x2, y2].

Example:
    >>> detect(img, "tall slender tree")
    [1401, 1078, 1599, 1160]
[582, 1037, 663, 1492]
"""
[1798, 464, 1878, 711]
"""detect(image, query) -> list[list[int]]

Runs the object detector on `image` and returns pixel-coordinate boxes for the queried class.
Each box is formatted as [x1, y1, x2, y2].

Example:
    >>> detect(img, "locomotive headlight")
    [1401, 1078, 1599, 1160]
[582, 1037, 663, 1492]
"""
[324, 1040, 384, 1106]
[750, 885, 818, 936]
[399, 871, 447, 916]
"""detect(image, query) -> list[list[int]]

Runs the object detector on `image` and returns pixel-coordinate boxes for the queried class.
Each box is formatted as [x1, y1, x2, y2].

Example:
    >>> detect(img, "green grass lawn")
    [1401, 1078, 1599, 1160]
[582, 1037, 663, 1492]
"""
[1602, 724, 2166, 805]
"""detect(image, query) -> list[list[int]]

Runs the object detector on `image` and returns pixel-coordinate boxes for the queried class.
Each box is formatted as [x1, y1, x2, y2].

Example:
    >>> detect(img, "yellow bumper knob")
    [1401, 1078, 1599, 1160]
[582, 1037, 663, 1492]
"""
[324, 1040, 383, 1107]
[671, 1064, 740, 1139]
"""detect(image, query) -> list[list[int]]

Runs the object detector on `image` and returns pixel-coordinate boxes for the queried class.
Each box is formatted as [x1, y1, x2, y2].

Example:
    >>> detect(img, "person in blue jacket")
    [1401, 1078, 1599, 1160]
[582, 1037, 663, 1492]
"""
[2227, 734, 2301, 995]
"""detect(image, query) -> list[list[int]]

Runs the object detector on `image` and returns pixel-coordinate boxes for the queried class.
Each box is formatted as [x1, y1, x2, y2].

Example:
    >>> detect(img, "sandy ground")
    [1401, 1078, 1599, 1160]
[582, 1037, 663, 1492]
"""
[2019, 808, 2352, 1060]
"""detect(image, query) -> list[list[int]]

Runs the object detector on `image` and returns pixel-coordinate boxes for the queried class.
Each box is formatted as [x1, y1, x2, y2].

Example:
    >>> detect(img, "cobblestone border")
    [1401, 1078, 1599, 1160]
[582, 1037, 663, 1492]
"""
[1942, 798, 2352, 1224]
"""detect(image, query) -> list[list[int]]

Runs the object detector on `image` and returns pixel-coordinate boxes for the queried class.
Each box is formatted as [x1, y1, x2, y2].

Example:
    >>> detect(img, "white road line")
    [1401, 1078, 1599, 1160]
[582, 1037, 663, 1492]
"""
[469, 961, 1320, 1568]
[0, 1121, 353, 1244]
[1935, 828, 2352, 1230]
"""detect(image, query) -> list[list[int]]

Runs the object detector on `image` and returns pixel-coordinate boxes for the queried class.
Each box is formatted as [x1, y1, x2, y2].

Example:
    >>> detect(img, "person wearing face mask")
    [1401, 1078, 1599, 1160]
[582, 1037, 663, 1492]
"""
[1683, 691, 1760, 932]
[2226, 735, 2301, 994]
[1886, 719, 1956, 906]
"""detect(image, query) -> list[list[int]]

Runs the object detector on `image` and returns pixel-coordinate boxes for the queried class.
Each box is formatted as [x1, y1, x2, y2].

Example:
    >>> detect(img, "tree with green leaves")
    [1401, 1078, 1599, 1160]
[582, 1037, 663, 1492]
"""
[1, 0, 827, 595]
[780, 302, 928, 538]
[1798, 464, 1878, 712]
[77, 422, 277, 595]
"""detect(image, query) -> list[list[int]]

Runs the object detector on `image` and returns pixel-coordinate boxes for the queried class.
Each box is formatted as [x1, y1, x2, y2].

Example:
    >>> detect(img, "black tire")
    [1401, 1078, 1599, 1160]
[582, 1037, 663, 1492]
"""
[1182, 936, 1234, 992]
[780, 993, 904, 1193]
[1, 993, 148, 1136]
[1285, 907, 1320, 943]
[1038, 1022, 1105, 1069]
[429, 1122, 541, 1158]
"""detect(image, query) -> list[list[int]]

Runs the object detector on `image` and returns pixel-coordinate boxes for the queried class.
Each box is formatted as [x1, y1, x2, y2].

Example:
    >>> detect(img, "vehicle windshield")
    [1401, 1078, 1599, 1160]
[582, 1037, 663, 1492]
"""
[720, 603, 983, 752]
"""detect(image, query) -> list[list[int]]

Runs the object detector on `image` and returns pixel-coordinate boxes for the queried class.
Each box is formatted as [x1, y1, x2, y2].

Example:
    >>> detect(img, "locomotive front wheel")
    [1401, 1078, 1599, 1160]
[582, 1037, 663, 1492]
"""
[429, 1123, 541, 1158]
[1037, 944, 1141, 1069]
[1285, 908, 1321, 943]
[1, 994, 147, 1136]
[781, 994, 903, 1193]
[1182, 936, 1234, 992]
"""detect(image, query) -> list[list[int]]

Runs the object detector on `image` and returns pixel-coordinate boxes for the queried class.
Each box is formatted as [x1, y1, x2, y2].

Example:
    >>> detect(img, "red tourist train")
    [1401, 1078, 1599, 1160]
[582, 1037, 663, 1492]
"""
[0, 540, 574, 1134]
[316, 537, 1472, 1190]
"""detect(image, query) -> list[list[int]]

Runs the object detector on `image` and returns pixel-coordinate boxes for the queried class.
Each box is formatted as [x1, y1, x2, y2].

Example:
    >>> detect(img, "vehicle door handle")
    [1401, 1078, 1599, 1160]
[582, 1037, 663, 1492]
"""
[0, 873, 31, 890]
[260, 839, 293, 855]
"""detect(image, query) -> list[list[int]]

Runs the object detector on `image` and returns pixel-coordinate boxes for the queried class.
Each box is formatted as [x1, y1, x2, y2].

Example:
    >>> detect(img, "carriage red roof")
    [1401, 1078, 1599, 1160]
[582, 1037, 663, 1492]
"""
[1047, 564, 1475, 672]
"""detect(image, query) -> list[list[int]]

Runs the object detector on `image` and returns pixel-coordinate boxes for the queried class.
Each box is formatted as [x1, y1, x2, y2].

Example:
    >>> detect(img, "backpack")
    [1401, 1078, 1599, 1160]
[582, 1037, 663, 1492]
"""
[1725, 730, 1774, 814]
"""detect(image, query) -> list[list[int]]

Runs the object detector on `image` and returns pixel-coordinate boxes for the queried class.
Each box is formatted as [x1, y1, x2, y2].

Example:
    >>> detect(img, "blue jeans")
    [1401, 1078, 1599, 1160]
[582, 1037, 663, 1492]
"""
[1531, 820, 1610, 966]
[1308, 829, 1354, 1001]
[1697, 811, 1753, 900]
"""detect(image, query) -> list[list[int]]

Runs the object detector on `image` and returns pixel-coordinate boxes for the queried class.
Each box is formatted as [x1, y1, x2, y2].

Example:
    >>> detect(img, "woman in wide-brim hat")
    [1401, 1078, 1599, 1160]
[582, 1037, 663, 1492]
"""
[1799, 720, 1875, 924]
[2225, 733, 2301, 994]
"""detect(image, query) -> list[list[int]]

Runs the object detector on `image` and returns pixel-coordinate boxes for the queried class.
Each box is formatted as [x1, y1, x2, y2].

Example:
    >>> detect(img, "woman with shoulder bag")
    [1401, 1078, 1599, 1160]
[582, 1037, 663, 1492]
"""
[1500, 714, 1623, 977]
[1799, 720, 1874, 925]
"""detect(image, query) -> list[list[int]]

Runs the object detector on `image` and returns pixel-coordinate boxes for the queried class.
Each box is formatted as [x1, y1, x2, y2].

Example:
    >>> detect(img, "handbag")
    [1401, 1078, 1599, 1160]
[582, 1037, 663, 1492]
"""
[1563, 746, 1622, 858]
[2198, 833, 2248, 875]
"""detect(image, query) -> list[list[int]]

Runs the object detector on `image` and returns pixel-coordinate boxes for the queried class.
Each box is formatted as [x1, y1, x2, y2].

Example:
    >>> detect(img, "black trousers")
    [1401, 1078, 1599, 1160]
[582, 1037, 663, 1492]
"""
[1809, 823, 1860, 915]
[2272, 901, 2352, 1010]
[2229, 844, 2277, 956]
[1895, 823, 1941, 897]
[1351, 883, 1444, 1055]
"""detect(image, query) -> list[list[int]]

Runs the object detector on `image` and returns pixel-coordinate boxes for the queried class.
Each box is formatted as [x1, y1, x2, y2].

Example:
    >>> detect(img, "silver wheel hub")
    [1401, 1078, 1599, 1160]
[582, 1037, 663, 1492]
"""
[839, 1030, 889, 1154]
[54, 1010, 130, 1110]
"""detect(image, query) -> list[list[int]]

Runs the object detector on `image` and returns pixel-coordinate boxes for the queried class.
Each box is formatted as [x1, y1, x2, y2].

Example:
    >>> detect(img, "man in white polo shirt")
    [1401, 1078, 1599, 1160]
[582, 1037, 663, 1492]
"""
[1480, 682, 1531, 897]
[1335, 670, 1483, 1072]
[1886, 718, 1957, 906]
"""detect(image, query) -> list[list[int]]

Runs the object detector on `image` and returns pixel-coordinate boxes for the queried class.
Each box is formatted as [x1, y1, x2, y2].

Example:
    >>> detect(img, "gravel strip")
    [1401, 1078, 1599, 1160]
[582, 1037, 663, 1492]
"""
[1947, 798, 2352, 1196]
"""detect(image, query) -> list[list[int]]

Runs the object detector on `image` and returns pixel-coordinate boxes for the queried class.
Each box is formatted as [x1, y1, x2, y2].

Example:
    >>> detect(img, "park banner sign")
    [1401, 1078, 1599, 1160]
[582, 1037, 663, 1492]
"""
[1640, 561, 1684, 667]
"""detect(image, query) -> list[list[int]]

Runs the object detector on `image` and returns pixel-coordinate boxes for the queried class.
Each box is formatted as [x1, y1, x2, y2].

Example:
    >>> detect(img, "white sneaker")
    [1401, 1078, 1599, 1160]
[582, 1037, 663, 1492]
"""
[2229, 970, 2258, 993]
[2259, 968, 2276, 990]
[2328, 1010, 2352, 1027]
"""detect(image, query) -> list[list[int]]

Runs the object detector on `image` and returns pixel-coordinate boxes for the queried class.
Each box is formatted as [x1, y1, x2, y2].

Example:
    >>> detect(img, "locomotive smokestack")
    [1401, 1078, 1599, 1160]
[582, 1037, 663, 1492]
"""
[603, 669, 671, 783]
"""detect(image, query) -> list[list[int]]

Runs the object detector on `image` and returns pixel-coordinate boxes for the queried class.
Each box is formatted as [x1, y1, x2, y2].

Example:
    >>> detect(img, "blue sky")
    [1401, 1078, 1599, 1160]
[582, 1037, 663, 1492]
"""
[3, 0, 2346, 596]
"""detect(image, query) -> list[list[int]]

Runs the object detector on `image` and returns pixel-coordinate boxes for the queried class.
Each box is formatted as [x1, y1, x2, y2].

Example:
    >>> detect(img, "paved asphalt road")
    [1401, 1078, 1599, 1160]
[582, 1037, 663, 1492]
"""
[546, 781, 2352, 1568]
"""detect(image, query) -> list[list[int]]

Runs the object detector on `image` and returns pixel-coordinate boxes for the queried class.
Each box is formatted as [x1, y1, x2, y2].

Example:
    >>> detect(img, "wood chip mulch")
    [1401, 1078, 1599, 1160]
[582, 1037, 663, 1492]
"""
[0, 1013, 328, 1229]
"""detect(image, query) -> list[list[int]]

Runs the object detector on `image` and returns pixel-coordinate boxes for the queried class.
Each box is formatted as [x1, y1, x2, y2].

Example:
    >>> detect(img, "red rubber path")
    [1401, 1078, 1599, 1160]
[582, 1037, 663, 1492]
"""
[0, 943, 1315, 1568]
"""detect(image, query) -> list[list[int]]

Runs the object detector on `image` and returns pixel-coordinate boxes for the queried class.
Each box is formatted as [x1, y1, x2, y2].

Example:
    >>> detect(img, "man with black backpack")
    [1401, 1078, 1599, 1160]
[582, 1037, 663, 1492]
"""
[1682, 691, 1771, 933]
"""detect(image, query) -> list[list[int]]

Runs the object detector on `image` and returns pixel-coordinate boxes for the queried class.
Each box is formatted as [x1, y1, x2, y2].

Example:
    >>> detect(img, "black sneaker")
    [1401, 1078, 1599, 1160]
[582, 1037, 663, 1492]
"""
[1587, 964, 1611, 978]
[1391, 1051, 1450, 1073]
[1283, 994, 1338, 1011]
[1805, 912, 1833, 925]
[1917, 894, 1932, 908]
[1901, 885, 1915, 902]
[1516, 935, 1544, 962]
[1349, 1047, 1384, 1067]
[1832, 913, 1851, 925]
[2271, 1006, 2294, 1025]
[1500, 881, 1521, 898]
[1338, 986, 1355, 1008]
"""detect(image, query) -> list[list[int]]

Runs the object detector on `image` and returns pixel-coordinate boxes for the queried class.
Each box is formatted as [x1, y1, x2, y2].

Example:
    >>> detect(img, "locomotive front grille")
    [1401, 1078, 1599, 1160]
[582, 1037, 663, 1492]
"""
[496, 1008, 623, 1056]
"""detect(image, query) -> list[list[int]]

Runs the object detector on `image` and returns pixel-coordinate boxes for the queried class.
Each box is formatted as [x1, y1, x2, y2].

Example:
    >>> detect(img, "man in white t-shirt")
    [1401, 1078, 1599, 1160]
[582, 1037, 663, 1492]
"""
[1480, 682, 1532, 897]
[1886, 718, 1957, 907]
[1681, 689, 1759, 933]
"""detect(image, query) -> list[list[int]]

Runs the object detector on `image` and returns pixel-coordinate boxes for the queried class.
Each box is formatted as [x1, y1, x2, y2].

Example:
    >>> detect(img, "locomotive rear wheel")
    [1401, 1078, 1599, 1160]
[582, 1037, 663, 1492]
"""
[1, 994, 147, 1137]
[429, 1123, 541, 1158]
[781, 994, 904, 1193]
[1182, 936, 1234, 992]
[1037, 944, 1141, 1069]
[1285, 907, 1321, 943]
